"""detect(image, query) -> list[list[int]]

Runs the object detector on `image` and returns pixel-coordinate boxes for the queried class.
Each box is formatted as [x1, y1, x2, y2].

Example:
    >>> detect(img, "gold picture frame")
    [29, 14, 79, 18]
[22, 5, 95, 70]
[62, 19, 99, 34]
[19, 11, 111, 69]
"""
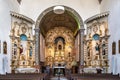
[112, 42, 116, 55]
[3, 41, 7, 54]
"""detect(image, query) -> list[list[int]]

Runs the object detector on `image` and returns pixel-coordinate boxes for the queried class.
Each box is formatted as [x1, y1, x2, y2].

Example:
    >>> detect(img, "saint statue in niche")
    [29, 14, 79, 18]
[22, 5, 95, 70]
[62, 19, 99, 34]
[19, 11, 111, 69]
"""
[19, 45, 23, 54]
[58, 45, 62, 50]
[13, 42, 17, 55]
[19, 44, 25, 60]
[27, 42, 32, 57]
[87, 42, 92, 59]
[68, 52, 71, 57]
[29, 46, 32, 57]
[93, 25, 98, 33]
[95, 42, 100, 55]
[102, 43, 106, 55]
[87, 46, 90, 59]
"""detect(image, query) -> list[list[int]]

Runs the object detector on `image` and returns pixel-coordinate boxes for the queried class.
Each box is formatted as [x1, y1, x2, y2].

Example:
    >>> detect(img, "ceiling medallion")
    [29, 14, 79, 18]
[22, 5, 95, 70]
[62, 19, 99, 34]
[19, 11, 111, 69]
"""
[53, 6, 65, 14]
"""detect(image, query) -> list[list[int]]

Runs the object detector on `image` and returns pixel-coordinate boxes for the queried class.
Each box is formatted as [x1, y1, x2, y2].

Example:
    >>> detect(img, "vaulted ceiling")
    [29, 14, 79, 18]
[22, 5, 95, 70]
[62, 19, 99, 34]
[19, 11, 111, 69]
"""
[39, 10, 79, 37]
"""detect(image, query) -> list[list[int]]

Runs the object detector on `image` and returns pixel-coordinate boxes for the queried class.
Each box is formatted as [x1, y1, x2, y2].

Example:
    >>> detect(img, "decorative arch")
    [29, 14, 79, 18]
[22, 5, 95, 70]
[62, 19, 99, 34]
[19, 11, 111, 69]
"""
[45, 27, 74, 44]
[34, 5, 85, 70]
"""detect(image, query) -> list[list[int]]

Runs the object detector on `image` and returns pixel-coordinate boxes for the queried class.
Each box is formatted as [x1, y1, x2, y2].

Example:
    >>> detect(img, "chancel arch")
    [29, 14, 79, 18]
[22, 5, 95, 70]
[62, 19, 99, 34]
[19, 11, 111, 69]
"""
[35, 5, 85, 73]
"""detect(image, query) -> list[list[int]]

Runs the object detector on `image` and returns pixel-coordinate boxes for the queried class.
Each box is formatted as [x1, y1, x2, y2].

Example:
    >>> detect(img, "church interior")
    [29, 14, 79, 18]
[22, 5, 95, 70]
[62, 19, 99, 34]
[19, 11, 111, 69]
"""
[0, 0, 120, 80]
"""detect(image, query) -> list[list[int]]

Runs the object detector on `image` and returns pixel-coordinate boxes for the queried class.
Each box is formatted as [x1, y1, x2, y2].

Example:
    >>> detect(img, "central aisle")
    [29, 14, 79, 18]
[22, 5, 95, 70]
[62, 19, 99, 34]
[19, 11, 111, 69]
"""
[50, 77, 68, 80]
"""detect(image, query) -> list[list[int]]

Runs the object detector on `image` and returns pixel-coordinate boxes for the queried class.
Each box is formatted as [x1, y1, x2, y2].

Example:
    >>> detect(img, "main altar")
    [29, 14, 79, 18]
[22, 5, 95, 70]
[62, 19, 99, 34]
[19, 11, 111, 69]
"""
[44, 27, 78, 75]
[53, 66, 65, 76]
[45, 27, 76, 68]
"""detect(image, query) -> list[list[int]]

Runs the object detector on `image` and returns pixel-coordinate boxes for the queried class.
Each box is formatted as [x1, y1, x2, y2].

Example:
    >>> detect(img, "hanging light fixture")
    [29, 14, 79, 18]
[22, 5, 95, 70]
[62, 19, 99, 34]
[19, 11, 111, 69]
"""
[98, 0, 102, 4]
[53, 6, 65, 14]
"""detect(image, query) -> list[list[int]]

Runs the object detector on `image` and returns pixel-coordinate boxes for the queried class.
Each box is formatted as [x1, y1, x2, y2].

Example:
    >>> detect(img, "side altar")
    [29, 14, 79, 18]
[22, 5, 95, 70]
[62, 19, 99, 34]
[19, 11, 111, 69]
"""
[10, 12, 35, 73]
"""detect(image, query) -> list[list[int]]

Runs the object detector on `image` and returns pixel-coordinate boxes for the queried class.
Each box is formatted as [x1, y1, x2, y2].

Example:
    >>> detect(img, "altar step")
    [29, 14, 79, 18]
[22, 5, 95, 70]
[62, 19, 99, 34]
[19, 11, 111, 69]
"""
[50, 77, 68, 80]
[0, 73, 119, 80]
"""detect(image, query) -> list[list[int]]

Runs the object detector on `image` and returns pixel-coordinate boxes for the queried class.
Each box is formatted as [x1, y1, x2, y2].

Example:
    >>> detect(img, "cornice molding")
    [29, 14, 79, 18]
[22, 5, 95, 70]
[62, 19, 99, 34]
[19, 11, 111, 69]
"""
[10, 11, 35, 24]
[84, 11, 109, 24]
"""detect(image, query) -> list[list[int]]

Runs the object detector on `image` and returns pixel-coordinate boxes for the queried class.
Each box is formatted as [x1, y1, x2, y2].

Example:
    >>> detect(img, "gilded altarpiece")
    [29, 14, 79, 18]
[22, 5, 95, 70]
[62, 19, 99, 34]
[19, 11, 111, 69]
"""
[10, 12, 35, 72]
[45, 27, 76, 68]
[84, 14, 109, 73]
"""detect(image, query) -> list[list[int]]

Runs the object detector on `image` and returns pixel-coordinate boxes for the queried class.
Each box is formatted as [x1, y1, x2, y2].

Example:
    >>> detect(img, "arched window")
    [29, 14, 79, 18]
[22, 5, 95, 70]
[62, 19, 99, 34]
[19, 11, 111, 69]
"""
[93, 34, 100, 40]
[20, 34, 27, 41]
[112, 42, 116, 55]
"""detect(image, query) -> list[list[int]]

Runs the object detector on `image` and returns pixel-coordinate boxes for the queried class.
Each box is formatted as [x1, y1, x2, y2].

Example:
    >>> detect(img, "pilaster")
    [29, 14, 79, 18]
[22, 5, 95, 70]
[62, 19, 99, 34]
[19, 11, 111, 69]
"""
[34, 28, 40, 69]
[79, 28, 85, 73]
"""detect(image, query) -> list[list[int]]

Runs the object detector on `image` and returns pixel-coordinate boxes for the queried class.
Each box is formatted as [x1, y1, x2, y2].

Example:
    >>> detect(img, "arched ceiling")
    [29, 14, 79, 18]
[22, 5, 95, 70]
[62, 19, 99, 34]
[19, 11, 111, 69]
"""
[39, 10, 79, 37]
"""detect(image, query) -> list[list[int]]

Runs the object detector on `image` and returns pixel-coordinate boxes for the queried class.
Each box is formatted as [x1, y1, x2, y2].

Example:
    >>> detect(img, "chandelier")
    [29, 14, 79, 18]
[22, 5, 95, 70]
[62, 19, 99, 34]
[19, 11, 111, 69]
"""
[53, 6, 65, 14]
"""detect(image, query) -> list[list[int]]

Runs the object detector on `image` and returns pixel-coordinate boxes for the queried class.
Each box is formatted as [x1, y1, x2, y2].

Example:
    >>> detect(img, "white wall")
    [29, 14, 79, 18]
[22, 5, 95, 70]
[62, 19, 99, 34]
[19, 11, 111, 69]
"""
[20, 0, 100, 22]
[0, 0, 19, 73]
[100, 0, 120, 74]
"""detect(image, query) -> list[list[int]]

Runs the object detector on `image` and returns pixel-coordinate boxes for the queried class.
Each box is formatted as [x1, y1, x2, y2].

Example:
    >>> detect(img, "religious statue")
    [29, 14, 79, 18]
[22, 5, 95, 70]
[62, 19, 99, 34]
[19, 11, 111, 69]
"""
[87, 42, 92, 59]
[87, 46, 90, 59]
[102, 43, 106, 55]
[68, 52, 71, 57]
[19, 44, 25, 60]
[10, 29, 15, 36]
[95, 42, 100, 55]
[19, 45, 23, 54]
[13, 42, 17, 55]
[58, 45, 62, 50]
[29, 46, 32, 57]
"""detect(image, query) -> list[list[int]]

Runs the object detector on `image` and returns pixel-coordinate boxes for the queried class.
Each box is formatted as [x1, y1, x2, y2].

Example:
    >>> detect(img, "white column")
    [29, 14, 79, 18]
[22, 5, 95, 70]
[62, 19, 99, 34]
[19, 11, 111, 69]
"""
[34, 29, 40, 66]
[79, 28, 85, 73]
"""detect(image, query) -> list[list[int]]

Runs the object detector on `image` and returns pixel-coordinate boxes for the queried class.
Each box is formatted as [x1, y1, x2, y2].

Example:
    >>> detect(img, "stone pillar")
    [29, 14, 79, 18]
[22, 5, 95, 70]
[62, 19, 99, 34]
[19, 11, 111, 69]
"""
[79, 28, 85, 73]
[34, 28, 40, 72]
